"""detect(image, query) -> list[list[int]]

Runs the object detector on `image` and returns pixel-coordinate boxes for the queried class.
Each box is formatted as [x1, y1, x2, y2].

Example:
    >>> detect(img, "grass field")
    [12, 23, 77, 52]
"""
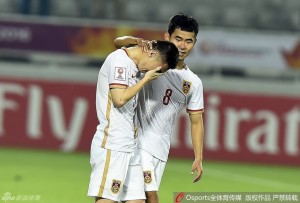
[0, 147, 299, 203]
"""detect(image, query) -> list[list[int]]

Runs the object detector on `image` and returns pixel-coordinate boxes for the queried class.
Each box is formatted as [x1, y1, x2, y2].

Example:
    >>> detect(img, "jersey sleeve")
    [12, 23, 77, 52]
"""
[108, 51, 129, 87]
[187, 78, 204, 113]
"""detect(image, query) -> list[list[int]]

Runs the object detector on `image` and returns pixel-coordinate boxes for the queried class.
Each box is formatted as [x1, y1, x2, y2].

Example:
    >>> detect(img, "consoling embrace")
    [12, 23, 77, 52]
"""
[87, 14, 205, 203]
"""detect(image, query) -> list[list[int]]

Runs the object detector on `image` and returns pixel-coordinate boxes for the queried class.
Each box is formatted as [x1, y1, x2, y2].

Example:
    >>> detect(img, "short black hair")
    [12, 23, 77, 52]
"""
[168, 13, 199, 37]
[152, 40, 179, 70]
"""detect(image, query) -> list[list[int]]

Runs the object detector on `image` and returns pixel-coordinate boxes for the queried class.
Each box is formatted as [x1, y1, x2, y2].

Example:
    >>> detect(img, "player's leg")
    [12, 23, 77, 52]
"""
[87, 137, 131, 202]
[121, 164, 145, 203]
[120, 148, 146, 203]
[145, 191, 159, 203]
[139, 149, 166, 203]
[142, 149, 159, 203]
[120, 165, 145, 203]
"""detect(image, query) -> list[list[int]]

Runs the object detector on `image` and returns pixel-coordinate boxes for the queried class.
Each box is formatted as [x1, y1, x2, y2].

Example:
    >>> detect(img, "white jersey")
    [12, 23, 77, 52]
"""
[95, 48, 140, 152]
[137, 65, 204, 161]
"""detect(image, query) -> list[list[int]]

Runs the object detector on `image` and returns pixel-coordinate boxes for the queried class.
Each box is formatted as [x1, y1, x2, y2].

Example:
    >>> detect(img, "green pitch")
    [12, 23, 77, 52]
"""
[0, 148, 299, 203]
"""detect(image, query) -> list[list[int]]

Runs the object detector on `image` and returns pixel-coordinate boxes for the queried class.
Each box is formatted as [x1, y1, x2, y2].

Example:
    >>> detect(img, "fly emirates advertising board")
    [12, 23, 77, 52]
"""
[186, 30, 300, 71]
[0, 73, 299, 166]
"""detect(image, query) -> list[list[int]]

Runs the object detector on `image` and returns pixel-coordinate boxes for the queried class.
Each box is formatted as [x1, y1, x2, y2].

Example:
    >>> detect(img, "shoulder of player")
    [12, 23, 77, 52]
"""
[109, 48, 128, 59]
[187, 73, 203, 92]
[182, 69, 203, 85]
[108, 49, 135, 69]
[185, 66, 201, 77]
[185, 68, 203, 86]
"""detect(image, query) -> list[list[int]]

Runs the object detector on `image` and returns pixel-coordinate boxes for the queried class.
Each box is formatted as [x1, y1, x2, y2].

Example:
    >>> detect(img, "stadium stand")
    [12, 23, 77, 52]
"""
[0, 0, 299, 31]
[0, 0, 300, 80]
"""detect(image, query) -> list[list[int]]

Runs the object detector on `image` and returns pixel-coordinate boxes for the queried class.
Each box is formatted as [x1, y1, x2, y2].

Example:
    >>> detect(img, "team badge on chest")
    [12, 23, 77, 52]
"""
[182, 80, 192, 94]
[143, 171, 152, 184]
[111, 179, 121, 194]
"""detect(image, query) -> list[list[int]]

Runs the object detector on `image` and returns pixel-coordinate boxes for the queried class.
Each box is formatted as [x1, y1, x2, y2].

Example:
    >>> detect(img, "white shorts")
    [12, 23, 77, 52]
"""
[140, 149, 166, 192]
[87, 140, 145, 202]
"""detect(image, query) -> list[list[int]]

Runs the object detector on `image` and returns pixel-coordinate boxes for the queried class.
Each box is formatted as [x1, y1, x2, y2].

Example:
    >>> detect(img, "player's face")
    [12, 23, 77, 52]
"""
[165, 28, 196, 61]
[138, 52, 168, 73]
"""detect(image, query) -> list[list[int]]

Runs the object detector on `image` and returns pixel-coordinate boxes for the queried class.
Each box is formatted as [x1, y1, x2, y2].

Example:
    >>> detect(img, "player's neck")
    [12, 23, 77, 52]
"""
[176, 60, 186, 70]
[124, 47, 140, 64]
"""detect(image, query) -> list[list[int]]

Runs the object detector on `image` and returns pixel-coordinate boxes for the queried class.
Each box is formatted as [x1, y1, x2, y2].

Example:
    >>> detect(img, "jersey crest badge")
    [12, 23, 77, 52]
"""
[143, 171, 152, 184]
[114, 67, 126, 81]
[111, 179, 121, 194]
[182, 80, 192, 94]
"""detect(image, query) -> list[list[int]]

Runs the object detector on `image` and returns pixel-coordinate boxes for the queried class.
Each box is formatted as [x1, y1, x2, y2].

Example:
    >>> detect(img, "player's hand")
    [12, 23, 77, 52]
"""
[137, 39, 156, 53]
[191, 159, 203, 183]
[143, 66, 163, 82]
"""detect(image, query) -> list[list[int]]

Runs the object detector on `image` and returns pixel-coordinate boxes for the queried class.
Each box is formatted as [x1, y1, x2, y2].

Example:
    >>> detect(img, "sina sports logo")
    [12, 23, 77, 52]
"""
[182, 80, 192, 94]
[111, 179, 121, 194]
[143, 171, 152, 184]
[175, 192, 185, 203]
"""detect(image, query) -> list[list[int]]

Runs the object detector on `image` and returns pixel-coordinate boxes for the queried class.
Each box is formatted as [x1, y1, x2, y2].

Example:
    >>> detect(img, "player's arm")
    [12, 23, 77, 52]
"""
[188, 111, 204, 183]
[114, 36, 154, 52]
[110, 67, 162, 108]
[114, 36, 141, 48]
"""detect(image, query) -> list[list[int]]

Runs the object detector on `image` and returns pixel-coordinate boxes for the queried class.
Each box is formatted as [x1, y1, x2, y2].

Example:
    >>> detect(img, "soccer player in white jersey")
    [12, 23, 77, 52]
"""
[114, 14, 204, 203]
[87, 40, 179, 203]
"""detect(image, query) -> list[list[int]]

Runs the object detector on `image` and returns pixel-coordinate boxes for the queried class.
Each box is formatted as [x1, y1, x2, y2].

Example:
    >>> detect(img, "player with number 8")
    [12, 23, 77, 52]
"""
[114, 13, 205, 203]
